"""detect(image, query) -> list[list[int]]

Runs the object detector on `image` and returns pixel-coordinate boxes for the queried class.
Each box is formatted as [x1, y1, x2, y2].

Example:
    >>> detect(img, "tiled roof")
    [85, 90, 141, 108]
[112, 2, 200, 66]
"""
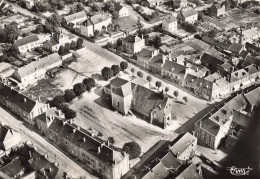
[239, 50, 249, 59]
[164, 15, 177, 23]
[242, 56, 260, 67]
[64, 11, 87, 23]
[150, 53, 165, 65]
[245, 42, 260, 54]
[48, 117, 124, 166]
[136, 47, 156, 58]
[14, 35, 39, 47]
[0, 157, 25, 178]
[175, 163, 203, 179]
[110, 77, 129, 88]
[244, 64, 259, 75]
[228, 43, 243, 53]
[0, 82, 37, 113]
[181, 9, 197, 18]
[122, 35, 142, 43]
[43, 39, 58, 46]
[16, 53, 61, 79]
[244, 87, 260, 106]
[82, 13, 111, 26]
[230, 69, 249, 82]
[132, 85, 171, 112]
[232, 110, 250, 128]
[114, 2, 123, 11]
[162, 61, 186, 75]
[170, 132, 196, 156]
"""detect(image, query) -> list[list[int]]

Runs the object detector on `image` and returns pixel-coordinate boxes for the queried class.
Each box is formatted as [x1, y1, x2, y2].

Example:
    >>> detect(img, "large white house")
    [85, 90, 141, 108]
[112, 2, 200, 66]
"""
[162, 15, 178, 33]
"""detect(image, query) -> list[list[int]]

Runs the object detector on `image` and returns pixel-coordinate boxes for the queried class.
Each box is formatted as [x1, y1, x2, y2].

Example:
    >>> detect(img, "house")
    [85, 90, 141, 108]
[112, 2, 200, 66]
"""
[136, 46, 159, 69]
[177, 8, 198, 24]
[245, 42, 260, 55]
[14, 35, 41, 54]
[200, 53, 226, 72]
[161, 60, 187, 85]
[228, 43, 244, 57]
[149, 53, 167, 74]
[240, 27, 260, 45]
[141, 0, 166, 7]
[80, 13, 112, 37]
[122, 35, 145, 54]
[162, 15, 178, 33]
[0, 125, 21, 151]
[173, 0, 188, 9]
[208, 3, 225, 17]
[122, 133, 201, 179]
[63, 11, 88, 28]
[0, 82, 48, 124]
[114, 2, 129, 17]
[25, 0, 35, 10]
[104, 77, 173, 128]
[195, 94, 248, 149]
[12, 53, 62, 88]
[43, 30, 77, 52]
[36, 115, 129, 179]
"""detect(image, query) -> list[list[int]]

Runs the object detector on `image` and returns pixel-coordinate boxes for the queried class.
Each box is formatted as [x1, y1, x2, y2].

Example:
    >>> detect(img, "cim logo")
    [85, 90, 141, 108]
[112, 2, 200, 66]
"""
[226, 166, 253, 176]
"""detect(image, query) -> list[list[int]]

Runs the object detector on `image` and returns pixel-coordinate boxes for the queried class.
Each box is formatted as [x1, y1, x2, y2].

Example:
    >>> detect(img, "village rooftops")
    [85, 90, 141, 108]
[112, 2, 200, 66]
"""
[242, 27, 260, 40]
[201, 53, 225, 66]
[15, 53, 61, 78]
[244, 86, 260, 106]
[164, 15, 177, 23]
[64, 11, 87, 23]
[200, 118, 220, 136]
[175, 163, 203, 179]
[48, 117, 125, 167]
[0, 82, 37, 113]
[180, 8, 197, 18]
[14, 34, 39, 47]
[228, 43, 243, 54]
[170, 132, 196, 157]
[230, 69, 249, 82]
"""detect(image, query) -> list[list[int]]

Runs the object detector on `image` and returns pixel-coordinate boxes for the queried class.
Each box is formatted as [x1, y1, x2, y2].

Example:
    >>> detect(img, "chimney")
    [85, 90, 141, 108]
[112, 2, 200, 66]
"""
[73, 128, 76, 133]
[83, 137, 86, 142]
[58, 110, 62, 117]
[62, 121, 66, 126]
[24, 98, 27, 103]
[49, 168, 52, 172]
[107, 139, 110, 146]
[47, 103, 50, 109]
[38, 96, 41, 102]
[98, 146, 101, 154]
[29, 151, 32, 158]
[45, 154, 48, 159]
[91, 132, 95, 137]
[77, 126, 80, 130]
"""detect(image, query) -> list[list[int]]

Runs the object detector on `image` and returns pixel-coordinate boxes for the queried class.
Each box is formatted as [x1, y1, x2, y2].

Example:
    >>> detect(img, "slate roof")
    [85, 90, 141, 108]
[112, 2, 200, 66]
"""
[112, 82, 133, 97]
[228, 43, 243, 53]
[136, 47, 156, 58]
[150, 53, 165, 65]
[164, 15, 177, 23]
[229, 69, 249, 82]
[181, 9, 197, 18]
[170, 132, 196, 157]
[82, 13, 111, 26]
[244, 64, 259, 75]
[48, 117, 124, 167]
[16, 53, 61, 79]
[232, 110, 250, 128]
[64, 11, 87, 23]
[245, 42, 260, 54]
[0, 157, 26, 178]
[110, 77, 128, 88]
[201, 53, 225, 66]
[114, 2, 123, 11]
[162, 61, 186, 75]
[14, 35, 39, 47]
[122, 35, 142, 43]
[0, 82, 37, 113]
[175, 163, 203, 179]
[242, 56, 260, 67]
[239, 50, 249, 59]
[200, 118, 220, 136]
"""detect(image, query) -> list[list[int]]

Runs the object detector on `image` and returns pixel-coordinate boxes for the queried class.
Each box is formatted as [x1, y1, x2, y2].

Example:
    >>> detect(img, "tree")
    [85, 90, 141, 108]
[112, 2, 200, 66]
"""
[114, 24, 120, 31]
[112, 11, 119, 20]
[173, 90, 179, 99]
[120, 61, 128, 71]
[75, 3, 85, 12]
[123, 141, 141, 160]
[35, 24, 44, 33]
[108, 137, 115, 144]
[131, 68, 135, 77]
[137, 71, 143, 78]
[73, 83, 86, 96]
[111, 65, 120, 76]
[77, 38, 84, 48]
[64, 43, 71, 53]
[64, 89, 76, 102]
[154, 36, 162, 48]
[165, 87, 169, 95]
[183, 96, 188, 104]
[5, 56, 16, 63]
[50, 95, 66, 108]
[155, 81, 162, 89]
[101, 67, 113, 80]
[64, 108, 77, 119]
[70, 41, 76, 50]
[107, 23, 113, 32]
[58, 45, 65, 55]
[69, 6, 77, 14]
[0, 23, 19, 43]
[83, 78, 96, 91]
[94, 30, 100, 37]
[146, 75, 152, 86]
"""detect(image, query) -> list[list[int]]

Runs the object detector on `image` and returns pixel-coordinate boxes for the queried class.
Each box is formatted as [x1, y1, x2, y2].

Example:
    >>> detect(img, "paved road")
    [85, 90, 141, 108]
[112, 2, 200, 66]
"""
[0, 107, 96, 179]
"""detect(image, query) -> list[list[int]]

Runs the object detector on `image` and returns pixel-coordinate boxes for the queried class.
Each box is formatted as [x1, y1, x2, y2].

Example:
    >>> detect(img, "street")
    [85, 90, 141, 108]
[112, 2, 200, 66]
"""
[0, 106, 97, 179]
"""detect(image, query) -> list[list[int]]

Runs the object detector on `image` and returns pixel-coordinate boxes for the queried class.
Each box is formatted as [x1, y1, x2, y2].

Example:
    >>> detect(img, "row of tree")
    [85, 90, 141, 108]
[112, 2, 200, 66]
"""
[101, 61, 128, 80]
[49, 77, 96, 119]
[58, 38, 84, 55]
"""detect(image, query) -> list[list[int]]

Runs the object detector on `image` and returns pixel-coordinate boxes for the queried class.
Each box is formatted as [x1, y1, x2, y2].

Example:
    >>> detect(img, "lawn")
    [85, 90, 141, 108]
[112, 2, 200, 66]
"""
[117, 16, 137, 31]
